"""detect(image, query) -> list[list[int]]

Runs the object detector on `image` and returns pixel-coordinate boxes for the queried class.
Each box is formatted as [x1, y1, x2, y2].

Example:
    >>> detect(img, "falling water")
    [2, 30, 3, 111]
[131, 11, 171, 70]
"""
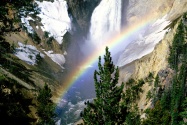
[84, 0, 122, 49]
[90, 0, 121, 42]
[58, 0, 123, 124]
[57, 0, 172, 124]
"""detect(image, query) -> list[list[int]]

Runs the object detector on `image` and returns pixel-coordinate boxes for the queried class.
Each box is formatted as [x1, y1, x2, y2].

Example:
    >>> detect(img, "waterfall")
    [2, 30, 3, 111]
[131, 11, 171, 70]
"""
[88, 0, 122, 47]
[58, 1, 123, 124]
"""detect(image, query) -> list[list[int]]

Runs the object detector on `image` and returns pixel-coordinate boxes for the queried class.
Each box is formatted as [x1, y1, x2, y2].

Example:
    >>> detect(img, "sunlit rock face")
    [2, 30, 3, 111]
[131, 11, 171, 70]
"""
[126, 0, 187, 23]
[119, 22, 179, 82]
[117, 0, 187, 112]
[117, 0, 187, 67]
[126, 0, 174, 23]
[118, 19, 181, 112]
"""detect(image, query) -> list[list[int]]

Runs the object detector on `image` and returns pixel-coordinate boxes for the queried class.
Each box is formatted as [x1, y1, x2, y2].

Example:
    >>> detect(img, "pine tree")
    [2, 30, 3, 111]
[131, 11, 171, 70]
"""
[81, 47, 126, 125]
[179, 97, 187, 124]
[142, 101, 171, 125]
[37, 84, 56, 125]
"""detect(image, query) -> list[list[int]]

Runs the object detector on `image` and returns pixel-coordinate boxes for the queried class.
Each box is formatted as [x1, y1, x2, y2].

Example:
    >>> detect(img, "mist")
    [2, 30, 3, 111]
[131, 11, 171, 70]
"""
[56, 0, 171, 124]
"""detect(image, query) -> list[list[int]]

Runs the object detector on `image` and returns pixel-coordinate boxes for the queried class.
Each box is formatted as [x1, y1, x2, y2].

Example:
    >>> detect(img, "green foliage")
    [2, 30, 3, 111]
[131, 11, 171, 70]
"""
[160, 89, 171, 110]
[0, 38, 16, 55]
[125, 79, 145, 105]
[81, 47, 126, 125]
[0, 41, 12, 55]
[146, 90, 152, 100]
[0, 54, 34, 84]
[28, 32, 41, 44]
[81, 47, 146, 125]
[145, 72, 154, 83]
[10, 42, 16, 53]
[179, 97, 187, 124]
[144, 15, 187, 125]
[31, 31, 41, 44]
[125, 105, 141, 125]
[0, 75, 36, 124]
[37, 84, 56, 125]
[168, 20, 185, 70]
[170, 65, 187, 125]
[154, 74, 160, 87]
[36, 53, 43, 64]
[28, 55, 33, 59]
[44, 31, 50, 38]
[38, 0, 54, 2]
[81, 13, 187, 125]
[10, 0, 33, 9]
[142, 101, 171, 125]
[148, 72, 154, 79]
[0, 0, 34, 35]
[0, 0, 41, 45]
[152, 74, 163, 105]
[169, 49, 187, 124]
[47, 36, 54, 45]
[0, 40, 34, 85]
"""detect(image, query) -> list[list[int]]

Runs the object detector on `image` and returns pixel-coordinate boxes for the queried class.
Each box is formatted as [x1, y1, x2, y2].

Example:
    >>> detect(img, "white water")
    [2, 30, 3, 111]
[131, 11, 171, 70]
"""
[49, 0, 172, 124]
[88, 0, 122, 47]
[88, 0, 171, 67]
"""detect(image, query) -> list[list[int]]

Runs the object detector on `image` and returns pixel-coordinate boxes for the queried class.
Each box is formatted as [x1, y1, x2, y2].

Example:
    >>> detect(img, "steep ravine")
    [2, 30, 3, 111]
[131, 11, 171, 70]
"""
[63, 0, 187, 124]
[1, 0, 187, 124]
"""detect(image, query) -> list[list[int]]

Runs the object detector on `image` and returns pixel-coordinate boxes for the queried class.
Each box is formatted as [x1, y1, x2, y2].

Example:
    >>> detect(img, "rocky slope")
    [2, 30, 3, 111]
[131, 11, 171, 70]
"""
[0, 1, 72, 124]
[119, 0, 187, 114]
[118, 0, 187, 67]
[126, 0, 187, 23]
[119, 19, 178, 110]
[0, 0, 102, 124]
[118, 0, 187, 79]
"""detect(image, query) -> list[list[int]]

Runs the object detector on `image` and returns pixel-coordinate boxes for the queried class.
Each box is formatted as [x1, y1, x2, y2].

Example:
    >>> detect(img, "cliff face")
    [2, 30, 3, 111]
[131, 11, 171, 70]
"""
[66, 0, 101, 34]
[118, 20, 176, 83]
[133, 22, 179, 111]
[118, 0, 187, 68]
[119, 0, 187, 73]
[126, 0, 187, 23]
[119, 0, 187, 112]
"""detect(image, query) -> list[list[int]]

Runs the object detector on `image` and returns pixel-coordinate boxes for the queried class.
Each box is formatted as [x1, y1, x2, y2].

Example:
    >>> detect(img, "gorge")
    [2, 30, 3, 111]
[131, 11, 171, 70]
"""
[1, 0, 187, 125]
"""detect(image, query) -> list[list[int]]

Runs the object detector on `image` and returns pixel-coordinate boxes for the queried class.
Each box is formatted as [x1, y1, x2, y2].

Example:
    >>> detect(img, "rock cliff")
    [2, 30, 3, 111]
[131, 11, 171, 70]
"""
[119, 0, 187, 76]
[66, 0, 101, 34]
[119, 0, 187, 112]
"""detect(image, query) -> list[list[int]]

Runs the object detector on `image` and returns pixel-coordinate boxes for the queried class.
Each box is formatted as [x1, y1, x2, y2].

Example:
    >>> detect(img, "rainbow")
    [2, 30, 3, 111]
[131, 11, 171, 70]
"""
[53, 12, 164, 103]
